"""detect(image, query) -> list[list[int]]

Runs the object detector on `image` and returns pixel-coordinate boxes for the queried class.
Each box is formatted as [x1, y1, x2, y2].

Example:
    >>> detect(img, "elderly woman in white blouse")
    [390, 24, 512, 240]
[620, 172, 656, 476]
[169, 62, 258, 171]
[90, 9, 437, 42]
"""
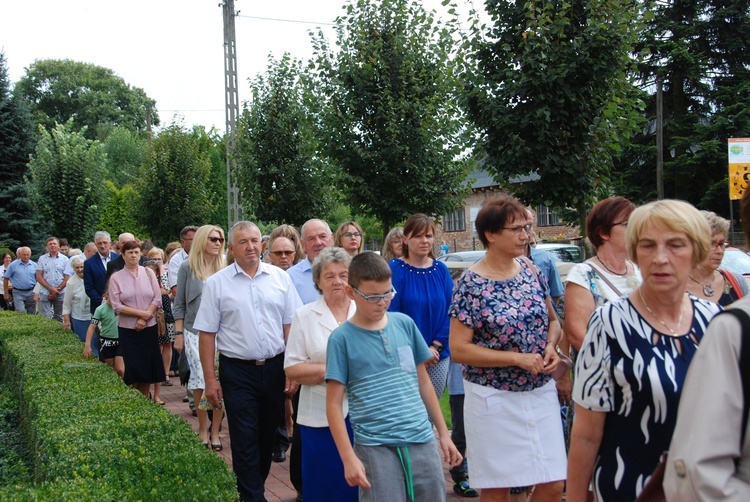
[63, 254, 92, 347]
[284, 247, 358, 502]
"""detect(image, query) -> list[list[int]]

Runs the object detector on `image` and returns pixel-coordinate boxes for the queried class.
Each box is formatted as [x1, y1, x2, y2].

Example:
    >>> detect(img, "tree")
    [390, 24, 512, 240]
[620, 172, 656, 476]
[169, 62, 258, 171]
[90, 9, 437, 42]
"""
[14, 59, 158, 141]
[138, 124, 217, 245]
[235, 54, 336, 226]
[311, 0, 471, 236]
[97, 181, 149, 239]
[102, 126, 147, 187]
[0, 52, 38, 249]
[192, 125, 228, 231]
[614, 0, 750, 214]
[26, 120, 107, 247]
[463, 0, 643, 232]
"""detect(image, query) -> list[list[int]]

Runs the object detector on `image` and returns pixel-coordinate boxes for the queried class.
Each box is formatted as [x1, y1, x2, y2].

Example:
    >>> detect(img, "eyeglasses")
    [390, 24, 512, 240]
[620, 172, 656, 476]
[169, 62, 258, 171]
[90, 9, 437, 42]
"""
[271, 250, 295, 257]
[502, 225, 531, 235]
[344, 232, 362, 238]
[711, 240, 729, 249]
[352, 287, 397, 304]
[208, 237, 225, 244]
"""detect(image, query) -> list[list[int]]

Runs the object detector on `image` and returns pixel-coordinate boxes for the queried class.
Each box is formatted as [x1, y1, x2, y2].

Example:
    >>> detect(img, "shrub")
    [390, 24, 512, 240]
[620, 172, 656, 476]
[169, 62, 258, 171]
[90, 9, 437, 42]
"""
[0, 312, 238, 500]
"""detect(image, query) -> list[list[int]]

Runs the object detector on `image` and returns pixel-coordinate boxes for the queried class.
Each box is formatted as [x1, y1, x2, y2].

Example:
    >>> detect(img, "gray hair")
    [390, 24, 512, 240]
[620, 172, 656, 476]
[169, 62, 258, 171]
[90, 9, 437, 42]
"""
[70, 254, 86, 268]
[699, 210, 730, 237]
[228, 221, 260, 244]
[94, 231, 111, 242]
[301, 219, 332, 241]
[312, 247, 352, 293]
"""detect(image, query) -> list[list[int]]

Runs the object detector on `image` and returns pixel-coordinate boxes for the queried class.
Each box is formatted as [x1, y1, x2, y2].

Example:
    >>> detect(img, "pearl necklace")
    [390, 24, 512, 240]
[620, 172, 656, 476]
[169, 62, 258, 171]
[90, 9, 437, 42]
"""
[688, 272, 716, 297]
[638, 288, 685, 336]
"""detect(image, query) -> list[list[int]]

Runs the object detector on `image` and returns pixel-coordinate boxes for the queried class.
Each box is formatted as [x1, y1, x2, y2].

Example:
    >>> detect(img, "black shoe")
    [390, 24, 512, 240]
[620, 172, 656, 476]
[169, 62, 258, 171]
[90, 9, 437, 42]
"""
[272, 451, 286, 463]
[453, 480, 479, 498]
[182, 396, 189, 403]
[295, 492, 303, 502]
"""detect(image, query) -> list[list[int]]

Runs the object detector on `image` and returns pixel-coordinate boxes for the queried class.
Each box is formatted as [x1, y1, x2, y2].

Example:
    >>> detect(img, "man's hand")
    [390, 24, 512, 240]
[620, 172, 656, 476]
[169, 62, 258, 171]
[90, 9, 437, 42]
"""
[204, 378, 223, 409]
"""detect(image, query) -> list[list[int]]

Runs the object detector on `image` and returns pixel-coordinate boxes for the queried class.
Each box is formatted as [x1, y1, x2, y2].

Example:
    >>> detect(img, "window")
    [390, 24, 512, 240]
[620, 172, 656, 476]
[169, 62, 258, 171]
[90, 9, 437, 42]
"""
[443, 208, 466, 232]
[537, 205, 559, 226]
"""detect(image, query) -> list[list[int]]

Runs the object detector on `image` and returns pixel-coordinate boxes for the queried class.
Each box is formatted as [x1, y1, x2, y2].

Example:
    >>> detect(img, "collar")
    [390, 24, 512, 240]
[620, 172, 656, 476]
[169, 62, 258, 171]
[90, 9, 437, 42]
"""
[232, 260, 270, 279]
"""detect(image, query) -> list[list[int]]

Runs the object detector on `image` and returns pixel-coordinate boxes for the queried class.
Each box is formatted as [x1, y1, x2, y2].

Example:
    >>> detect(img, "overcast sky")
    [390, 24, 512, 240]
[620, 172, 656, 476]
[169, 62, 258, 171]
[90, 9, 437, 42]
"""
[1, 0, 470, 132]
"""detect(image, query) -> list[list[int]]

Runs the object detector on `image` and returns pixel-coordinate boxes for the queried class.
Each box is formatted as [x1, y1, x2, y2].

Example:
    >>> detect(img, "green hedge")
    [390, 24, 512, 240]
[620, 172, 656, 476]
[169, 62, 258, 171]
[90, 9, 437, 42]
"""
[0, 311, 238, 501]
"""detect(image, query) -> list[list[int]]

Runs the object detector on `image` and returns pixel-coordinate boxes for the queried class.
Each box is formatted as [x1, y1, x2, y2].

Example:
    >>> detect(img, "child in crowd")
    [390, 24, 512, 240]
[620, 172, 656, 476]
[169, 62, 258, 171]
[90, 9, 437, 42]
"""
[83, 291, 124, 379]
[326, 252, 462, 501]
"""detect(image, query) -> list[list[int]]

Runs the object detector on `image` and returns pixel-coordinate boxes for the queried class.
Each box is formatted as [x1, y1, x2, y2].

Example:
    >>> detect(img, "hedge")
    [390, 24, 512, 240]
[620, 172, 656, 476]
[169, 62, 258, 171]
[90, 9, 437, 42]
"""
[0, 311, 238, 501]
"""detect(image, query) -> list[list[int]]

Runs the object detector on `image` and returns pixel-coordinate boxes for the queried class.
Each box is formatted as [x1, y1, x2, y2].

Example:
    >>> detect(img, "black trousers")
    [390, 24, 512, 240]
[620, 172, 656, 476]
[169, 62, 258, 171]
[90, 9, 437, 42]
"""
[449, 393, 469, 482]
[220, 353, 286, 502]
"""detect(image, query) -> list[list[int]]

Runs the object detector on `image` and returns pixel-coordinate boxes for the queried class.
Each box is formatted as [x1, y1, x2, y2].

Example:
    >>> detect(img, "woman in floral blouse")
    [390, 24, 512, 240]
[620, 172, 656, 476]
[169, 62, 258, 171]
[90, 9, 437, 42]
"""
[449, 195, 566, 500]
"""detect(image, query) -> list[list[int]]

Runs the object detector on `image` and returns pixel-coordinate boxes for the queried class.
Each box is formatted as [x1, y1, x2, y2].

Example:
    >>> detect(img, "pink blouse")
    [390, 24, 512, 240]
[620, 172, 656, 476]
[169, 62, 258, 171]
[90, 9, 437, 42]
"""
[109, 266, 162, 329]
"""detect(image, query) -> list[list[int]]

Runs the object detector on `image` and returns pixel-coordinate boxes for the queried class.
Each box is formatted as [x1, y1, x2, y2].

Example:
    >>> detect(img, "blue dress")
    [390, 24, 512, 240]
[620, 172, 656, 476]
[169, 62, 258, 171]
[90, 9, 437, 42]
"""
[388, 258, 453, 358]
[573, 296, 721, 501]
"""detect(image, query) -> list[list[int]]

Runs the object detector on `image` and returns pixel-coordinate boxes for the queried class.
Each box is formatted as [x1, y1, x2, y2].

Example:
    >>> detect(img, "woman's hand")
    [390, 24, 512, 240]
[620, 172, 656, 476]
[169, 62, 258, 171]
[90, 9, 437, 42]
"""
[62, 315, 72, 331]
[556, 373, 573, 405]
[425, 346, 440, 368]
[140, 309, 154, 321]
[174, 334, 184, 352]
[543, 343, 560, 375]
[134, 318, 147, 332]
[516, 353, 546, 375]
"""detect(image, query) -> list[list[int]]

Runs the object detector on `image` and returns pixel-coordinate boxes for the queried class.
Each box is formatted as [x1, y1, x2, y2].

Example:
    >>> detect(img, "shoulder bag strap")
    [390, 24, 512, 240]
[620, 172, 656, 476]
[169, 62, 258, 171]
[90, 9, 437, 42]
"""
[719, 269, 746, 300]
[587, 261, 624, 297]
[716, 309, 750, 447]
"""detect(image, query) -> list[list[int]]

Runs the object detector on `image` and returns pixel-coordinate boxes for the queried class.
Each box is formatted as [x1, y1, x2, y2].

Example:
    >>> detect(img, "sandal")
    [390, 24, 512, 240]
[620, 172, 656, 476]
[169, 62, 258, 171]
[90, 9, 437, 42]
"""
[154, 398, 165, 405]
[453, 480, 479, 498]
[211, 439, 223, 452]
[162, 379, 173, 386]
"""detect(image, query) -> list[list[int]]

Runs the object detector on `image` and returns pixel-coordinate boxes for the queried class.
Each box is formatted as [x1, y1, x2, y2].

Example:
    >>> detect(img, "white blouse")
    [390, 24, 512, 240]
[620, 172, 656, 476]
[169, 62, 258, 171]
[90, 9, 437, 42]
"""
[62, 275, 91, 321]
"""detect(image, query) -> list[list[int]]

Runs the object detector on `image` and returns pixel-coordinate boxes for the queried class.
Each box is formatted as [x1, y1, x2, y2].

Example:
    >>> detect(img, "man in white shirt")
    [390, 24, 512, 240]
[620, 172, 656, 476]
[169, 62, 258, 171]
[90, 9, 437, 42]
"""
[36, 236, 70, 321]
[168, 225, 197, 296]
[286, 219, 333, 304]
[195, 221, 302, 502]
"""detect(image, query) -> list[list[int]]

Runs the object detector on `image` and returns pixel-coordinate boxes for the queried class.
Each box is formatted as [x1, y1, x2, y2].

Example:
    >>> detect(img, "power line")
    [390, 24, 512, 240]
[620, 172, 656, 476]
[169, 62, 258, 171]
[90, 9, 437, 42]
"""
[236, 14, 335, 26]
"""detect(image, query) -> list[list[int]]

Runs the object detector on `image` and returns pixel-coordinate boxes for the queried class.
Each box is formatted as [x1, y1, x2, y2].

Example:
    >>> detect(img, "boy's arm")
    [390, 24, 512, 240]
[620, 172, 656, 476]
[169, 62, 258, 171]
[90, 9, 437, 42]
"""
[416, 363, 463, 468]
[326, 380, 371, 489]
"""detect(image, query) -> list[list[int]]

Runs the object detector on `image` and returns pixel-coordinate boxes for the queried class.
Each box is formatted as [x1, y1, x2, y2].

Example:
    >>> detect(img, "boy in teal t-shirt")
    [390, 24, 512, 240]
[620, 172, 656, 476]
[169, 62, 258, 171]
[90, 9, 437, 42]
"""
[326, 252, 461, 501]
[83, 292, 123, 378]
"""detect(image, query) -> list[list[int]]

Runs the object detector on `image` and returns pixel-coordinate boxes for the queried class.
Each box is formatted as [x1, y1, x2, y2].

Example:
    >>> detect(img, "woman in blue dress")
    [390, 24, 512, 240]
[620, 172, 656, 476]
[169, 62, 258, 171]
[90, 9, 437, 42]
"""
[388, 213, 454, 398]
[568, 199, 721, 501]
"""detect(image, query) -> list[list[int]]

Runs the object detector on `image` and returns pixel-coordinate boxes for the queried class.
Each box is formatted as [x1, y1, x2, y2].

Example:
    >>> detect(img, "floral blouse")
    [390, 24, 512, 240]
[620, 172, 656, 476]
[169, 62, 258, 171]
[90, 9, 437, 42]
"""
[449, 258, 552, 392]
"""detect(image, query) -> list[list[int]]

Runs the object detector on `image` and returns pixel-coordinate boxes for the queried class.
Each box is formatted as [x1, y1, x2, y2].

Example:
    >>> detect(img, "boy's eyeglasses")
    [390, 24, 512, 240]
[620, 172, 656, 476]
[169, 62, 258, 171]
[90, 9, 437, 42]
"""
[352, 287, 397, 304]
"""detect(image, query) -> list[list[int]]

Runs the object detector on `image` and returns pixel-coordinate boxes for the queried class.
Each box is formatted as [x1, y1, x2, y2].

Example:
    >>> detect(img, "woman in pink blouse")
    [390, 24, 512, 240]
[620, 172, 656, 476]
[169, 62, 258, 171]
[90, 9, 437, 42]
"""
[109, 240, 165, 397]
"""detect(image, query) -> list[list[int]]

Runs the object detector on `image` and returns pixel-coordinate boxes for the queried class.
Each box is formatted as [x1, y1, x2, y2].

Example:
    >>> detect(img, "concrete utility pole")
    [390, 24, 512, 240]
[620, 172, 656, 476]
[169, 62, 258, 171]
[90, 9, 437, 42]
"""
[222, 0, 242, 226]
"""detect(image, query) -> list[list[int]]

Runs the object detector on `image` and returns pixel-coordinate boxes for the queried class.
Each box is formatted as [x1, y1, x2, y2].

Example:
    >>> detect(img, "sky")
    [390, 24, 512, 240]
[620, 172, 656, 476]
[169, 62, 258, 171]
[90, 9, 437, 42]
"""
[1, 0, 470, 132]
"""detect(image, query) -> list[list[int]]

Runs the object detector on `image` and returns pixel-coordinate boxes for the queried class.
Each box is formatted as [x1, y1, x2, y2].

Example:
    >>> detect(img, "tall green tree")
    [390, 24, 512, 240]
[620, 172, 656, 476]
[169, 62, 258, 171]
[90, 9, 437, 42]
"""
[138, 124, 217, 245]
[26, 120, 107, 246]
[463, 0, 643, 231]
[614, 0, 750, 213]
[0, 52, 38, 249]
[235, 54, 336, 226]
[97, 181, 149, 239]
[102, 126, 147, 187]
[14, 59, 158, 141]
[311, 0, 470, 236]
[192, 125, 228, 231]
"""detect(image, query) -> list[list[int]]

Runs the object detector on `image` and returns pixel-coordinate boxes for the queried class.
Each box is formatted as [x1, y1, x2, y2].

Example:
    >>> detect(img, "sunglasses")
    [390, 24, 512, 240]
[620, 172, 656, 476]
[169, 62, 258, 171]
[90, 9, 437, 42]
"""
[208, 237, 225, 244]
[271, 250, 295, 257]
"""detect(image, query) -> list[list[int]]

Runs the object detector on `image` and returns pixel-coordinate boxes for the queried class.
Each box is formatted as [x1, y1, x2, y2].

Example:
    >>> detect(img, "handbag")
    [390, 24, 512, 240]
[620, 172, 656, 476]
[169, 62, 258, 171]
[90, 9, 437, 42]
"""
[551, 349, 573, 381]
[155, 308, 166, 337]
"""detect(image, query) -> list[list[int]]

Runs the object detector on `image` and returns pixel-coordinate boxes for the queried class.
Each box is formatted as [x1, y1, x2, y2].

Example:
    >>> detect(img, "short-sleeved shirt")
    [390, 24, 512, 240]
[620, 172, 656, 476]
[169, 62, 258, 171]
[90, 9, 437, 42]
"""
[4, 259, 38, 290]
[168, 249, 188, 290]
[286, 258, 320, 305]
[326, 312, 434, 446]
[573, 295, 720, 501]
[449, 258, 552, 392]
[193, 262, 302, 360]
[37, 253, 70, 293]
[529, 247, 564, 299]
[565, 260, 642, 308]
[92, 302, 119, 340]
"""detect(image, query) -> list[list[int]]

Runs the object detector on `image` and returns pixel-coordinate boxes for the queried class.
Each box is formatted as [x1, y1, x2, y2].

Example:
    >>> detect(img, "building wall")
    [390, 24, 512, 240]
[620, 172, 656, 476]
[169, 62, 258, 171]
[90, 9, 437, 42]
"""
[435, 187, 581, 253]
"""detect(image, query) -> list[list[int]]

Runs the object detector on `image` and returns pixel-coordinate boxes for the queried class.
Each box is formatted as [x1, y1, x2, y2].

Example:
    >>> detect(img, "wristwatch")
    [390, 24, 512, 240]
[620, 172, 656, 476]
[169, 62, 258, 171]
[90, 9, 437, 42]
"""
[175, 331, 184, 335]
[430, 343, 444, 354]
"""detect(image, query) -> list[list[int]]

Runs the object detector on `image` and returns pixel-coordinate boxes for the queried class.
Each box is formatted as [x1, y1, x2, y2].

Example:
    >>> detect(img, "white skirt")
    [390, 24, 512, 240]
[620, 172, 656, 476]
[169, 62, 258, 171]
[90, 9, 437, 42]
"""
[463, 379, 567, 489]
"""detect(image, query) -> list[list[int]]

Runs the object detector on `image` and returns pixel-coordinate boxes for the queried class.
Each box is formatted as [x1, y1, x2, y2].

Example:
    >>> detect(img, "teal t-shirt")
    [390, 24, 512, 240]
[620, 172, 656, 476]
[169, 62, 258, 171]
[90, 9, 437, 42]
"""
[326, 312, 434, 446]
[91, 303, 118, 340]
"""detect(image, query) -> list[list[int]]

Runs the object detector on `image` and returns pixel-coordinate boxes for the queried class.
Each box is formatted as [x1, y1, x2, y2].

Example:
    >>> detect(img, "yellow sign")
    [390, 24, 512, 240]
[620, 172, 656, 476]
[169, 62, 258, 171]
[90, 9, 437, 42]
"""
[729, 138, 750, 200]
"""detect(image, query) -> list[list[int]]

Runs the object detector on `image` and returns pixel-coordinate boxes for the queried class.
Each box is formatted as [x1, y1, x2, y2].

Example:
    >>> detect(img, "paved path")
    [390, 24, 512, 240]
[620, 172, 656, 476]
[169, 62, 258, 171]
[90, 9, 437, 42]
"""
[157, 379, 468, 501]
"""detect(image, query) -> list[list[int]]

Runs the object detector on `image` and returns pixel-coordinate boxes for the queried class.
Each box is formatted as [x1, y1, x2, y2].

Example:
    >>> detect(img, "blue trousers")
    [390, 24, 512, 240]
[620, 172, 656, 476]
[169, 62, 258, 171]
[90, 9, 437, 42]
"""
[220, 353, 286, 502]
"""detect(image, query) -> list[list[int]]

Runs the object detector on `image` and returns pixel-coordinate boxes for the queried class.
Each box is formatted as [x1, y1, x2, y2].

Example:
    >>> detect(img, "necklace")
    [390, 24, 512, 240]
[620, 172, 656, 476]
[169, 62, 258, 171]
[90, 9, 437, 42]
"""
[688, 272, 715, 297]
[483, 257, 517, 278]
[597, 256, 628, 276]
[638, 287, 685, 336]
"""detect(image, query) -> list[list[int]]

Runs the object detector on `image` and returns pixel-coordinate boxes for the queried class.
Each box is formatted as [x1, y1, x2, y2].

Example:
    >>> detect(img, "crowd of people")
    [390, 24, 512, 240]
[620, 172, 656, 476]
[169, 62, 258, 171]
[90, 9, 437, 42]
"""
[3, 192, 750, 502]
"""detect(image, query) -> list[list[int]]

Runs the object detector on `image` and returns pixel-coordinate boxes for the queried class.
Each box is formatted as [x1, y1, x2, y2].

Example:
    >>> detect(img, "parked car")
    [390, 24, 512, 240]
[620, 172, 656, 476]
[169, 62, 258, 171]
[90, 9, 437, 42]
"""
[721, 247, 750, 281]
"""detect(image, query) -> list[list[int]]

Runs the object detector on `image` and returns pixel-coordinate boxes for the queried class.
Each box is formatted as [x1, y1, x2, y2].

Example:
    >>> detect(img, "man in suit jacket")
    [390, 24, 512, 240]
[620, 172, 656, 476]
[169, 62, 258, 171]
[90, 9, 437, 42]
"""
[84, 231, 119, 314]
[104, 232, 149, 285]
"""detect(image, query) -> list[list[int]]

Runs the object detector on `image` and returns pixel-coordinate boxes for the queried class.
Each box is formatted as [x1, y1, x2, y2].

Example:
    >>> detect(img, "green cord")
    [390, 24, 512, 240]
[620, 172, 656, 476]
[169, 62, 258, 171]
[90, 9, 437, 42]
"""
[395, 446, 415, 502]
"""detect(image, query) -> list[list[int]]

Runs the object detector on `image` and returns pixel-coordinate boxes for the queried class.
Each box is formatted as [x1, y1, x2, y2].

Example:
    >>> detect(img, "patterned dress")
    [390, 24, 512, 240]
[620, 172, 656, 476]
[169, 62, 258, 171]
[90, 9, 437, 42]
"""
[573, 296, 721, 501]
[157, 272, 176, 345]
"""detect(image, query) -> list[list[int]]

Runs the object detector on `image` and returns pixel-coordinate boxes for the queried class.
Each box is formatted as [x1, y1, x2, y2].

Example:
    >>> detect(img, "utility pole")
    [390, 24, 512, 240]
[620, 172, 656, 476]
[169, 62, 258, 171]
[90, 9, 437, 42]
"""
[222, 0, 242, 226]
[656, 75, 664, 200]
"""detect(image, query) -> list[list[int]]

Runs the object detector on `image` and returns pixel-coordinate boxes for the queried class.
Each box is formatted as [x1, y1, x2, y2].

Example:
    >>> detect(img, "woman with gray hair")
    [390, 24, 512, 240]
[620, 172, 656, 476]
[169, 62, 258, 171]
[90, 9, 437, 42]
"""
[63, 254, 92, 348]
[284, 247, 358, 502]
[685, 210, 747, 305]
